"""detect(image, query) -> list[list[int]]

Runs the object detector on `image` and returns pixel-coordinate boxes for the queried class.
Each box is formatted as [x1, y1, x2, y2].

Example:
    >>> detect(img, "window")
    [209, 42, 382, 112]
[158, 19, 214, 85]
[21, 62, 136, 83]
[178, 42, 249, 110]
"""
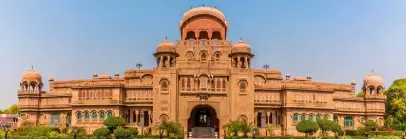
[239, 81, 247, 93]
[92, 112, 97, 120]
[107, 112, 113, 118]
[293, 114, 298, 122]
[344, 116, 354, 128]
[316, 115, 321, 121]
[84, 112, 89, 120]
[215, 53, 221, 61]
[161, 81, 168, 92]
[76, 112, 82, 120]
[323, 114, 329, 119]
[100, 112, 105, 120]
[334, 116, 338, 123]
[301, 114, 306, 121]
[308, 115, 314, 121]
[201, 53, 207, 61]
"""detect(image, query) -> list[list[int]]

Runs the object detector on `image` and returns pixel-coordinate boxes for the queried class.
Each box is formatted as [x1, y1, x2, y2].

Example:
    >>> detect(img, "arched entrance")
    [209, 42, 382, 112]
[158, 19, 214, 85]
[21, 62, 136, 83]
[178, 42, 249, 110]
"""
[188, 105, 219, 138]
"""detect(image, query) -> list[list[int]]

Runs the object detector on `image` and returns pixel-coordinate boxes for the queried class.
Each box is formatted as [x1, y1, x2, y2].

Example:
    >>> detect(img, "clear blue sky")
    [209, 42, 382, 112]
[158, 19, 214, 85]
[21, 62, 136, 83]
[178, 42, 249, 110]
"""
[0, 0, 405, 109]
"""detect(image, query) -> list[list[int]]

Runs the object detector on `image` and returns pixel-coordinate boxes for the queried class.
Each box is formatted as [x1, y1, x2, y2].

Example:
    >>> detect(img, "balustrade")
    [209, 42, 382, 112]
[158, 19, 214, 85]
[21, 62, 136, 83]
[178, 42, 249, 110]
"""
[176, 40, 232, 46]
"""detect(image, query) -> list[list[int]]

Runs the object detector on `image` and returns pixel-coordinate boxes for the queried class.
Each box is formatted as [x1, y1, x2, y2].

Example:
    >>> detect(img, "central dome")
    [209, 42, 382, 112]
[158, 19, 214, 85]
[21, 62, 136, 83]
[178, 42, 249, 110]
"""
[182, 6, 225, 22]
[363, 71, 383, 86]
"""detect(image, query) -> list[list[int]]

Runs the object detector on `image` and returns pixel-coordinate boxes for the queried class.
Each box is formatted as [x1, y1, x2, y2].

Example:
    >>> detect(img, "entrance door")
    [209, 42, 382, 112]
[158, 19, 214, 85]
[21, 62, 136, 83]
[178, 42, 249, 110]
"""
[187, 105, 219, 132]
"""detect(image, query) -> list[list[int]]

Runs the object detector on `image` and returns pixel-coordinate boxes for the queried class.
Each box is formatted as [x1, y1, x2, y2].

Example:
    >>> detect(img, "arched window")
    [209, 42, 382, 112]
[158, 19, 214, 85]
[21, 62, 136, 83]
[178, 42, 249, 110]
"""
[99, 112, 105, 120]
[84, 112, 90, 120]
[292, 114, 298, 122]
[186, 31, 196, 40]
[186, 51, 194, 60]
[239, 81, 247, 93]
[211, 31, 222, 40]
[161, 81, 168, 92]
[308, 115, 314, 121]
[301, 114, 306, 121]
[107, 112, 113, 118]
[238, 115, 248, 122]
[344, 116, 354, 128]
[214, 52, 221, 61]
[76, 112, 82, 120]
[323, 114, 329, 119]
[92, 112, 97, 120]
[160, 114, 169, 122]
[198, 31, 209, 40]
[316, 115, 321, 121]
[369, 87, 375, 94]
[201, 53, 207, 61]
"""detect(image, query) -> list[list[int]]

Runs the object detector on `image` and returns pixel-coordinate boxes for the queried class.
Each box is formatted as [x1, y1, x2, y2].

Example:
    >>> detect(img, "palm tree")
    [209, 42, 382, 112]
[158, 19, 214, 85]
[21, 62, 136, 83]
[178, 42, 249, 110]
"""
[154, 121, 182, 137]
[239, 119, 255, 137]
[223, 120, 241, 136]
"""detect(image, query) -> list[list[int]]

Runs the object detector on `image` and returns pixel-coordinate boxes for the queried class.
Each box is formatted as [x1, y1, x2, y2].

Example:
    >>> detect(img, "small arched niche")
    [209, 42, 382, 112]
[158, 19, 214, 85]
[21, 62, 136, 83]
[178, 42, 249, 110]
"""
[211, 31, 222, 40]
[186, 31, 196, 40]
[198, 31, 209, 40]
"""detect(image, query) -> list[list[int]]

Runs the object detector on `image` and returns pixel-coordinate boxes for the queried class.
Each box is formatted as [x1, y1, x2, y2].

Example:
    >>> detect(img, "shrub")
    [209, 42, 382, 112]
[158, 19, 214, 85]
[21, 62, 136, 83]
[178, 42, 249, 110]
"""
[344, 130, 362, 136]
[103, 116, 127, 133]
[114, 128, 132, 139]
[296, 120, 319, 136]
[93, 128, 110, 139]
[127, 127, 139, 136]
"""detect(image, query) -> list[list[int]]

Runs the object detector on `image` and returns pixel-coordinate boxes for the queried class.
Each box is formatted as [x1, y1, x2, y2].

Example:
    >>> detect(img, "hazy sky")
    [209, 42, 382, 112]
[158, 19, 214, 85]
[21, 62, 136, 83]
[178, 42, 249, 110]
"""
[0, 0, 405, 109]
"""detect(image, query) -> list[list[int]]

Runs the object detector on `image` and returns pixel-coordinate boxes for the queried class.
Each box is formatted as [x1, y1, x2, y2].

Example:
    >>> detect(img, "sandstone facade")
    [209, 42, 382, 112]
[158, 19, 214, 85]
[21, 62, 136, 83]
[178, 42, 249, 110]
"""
[17, 6, 386, 136]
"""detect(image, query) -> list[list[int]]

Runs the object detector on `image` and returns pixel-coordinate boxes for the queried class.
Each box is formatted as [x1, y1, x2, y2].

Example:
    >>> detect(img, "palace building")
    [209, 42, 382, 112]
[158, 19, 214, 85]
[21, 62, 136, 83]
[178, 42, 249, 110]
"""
[17, 6, 386, 137]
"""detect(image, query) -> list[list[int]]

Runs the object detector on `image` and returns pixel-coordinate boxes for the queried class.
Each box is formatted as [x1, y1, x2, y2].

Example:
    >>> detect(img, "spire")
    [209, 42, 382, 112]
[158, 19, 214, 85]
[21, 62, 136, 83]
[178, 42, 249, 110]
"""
[239, 37, 244, 43]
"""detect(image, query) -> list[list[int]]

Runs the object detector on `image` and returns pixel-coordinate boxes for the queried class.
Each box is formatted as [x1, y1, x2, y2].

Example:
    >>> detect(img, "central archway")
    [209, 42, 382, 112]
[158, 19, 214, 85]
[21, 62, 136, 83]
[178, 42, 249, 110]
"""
[188, 104, 219, 133]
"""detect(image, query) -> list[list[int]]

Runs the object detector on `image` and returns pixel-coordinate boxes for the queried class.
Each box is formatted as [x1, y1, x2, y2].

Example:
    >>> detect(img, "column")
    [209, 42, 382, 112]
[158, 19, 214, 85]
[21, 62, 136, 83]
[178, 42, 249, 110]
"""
[135, 110, 139, 126]
[254, 111, 258, 125]
[130, 109, 134, 124]
[148, 111, 152, 126]
[244, 57, 248, 68]
[267, 112, 271, 125]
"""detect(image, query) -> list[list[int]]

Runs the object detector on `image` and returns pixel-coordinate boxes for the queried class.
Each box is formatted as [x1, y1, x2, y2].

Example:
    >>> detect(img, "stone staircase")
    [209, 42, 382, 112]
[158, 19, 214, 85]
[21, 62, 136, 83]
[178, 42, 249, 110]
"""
[191, 127, 215, 138]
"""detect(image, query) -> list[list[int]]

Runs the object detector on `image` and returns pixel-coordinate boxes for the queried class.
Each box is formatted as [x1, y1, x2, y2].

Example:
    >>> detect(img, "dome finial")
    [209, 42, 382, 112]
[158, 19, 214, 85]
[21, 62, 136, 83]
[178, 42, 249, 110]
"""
[164, 36, 168, 42]
[202, 4, 205, 7]
[371, 69, 375, 74]
[239, 37, 244, 43]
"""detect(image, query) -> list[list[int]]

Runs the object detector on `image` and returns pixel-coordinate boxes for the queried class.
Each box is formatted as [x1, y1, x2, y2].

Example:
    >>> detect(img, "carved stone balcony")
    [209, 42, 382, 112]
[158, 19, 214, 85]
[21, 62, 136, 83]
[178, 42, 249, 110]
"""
[175, 40, 232, 47]
[17, 90, 42, 96]
[19, 104, 39, 109]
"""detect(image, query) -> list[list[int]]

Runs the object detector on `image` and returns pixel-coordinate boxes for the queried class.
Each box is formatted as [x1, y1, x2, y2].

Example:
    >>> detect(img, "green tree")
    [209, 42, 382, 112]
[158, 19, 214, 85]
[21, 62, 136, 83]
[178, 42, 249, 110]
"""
[6, 104, 20, 114]
[103, 116, 127, 133]
[356, 91, 365, 97]
[239, 119, 255, 137]
[296, 120, 319, 137]
[114, 128, 132, 139]
[154, 121, 183, 137]
[93, 128, 110, 139]
[385, 78, 406, 124]
[363, 119, 379, 131]
[223, 120, 241, 136]
[317, 119, 341, 137]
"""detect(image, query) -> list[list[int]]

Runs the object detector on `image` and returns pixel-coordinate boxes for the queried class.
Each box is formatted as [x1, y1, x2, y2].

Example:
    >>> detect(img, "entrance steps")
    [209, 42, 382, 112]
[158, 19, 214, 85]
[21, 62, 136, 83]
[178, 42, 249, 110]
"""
[191, 127, 215, 138]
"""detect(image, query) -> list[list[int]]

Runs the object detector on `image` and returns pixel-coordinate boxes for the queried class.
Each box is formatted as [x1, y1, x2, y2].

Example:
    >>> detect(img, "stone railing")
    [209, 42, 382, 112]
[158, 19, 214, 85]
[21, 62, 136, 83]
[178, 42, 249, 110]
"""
[17, 90, 42, 95]
[175, 40, 232, 47]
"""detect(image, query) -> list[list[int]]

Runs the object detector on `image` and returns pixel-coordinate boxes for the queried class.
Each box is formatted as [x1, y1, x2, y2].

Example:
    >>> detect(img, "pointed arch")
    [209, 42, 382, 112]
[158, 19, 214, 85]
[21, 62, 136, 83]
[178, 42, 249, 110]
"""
[239, 80, 248, 93]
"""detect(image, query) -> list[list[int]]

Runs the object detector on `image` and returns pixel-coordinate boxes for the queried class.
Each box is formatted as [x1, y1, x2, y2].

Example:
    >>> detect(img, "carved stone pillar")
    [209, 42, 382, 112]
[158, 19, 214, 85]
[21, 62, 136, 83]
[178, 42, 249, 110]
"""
[159, 56, 163, 67]
[244, 57, 248, 69]
[135, 110, 139, 126]
[254, 111, 258, 125]
[267, 112, 271, 124]
[148, 111, 152, 125]
[130, 109, 134, 124]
